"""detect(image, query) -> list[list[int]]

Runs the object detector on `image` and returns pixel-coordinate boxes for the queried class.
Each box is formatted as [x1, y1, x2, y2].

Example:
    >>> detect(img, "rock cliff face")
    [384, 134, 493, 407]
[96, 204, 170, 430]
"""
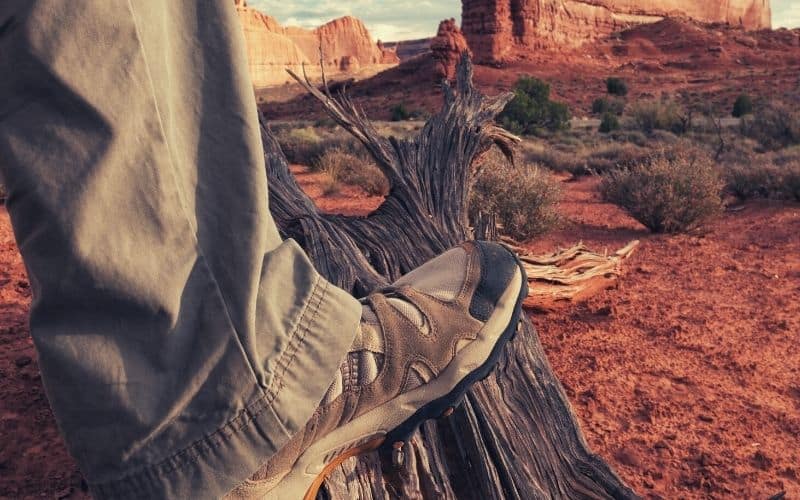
[234, 1, 399, 87]
[462, 0, 772, 63]
[430, 19, 472, 81]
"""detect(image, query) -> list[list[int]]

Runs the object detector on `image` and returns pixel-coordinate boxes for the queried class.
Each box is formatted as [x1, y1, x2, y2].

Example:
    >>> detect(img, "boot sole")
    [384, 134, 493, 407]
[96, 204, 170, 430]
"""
[258, 251, 529, 500]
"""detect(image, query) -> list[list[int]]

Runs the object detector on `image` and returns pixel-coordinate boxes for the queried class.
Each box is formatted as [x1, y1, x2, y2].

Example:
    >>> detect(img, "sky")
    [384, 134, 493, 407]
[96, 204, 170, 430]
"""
[774, 0, 800, 29]
[250, 0, 800, 42]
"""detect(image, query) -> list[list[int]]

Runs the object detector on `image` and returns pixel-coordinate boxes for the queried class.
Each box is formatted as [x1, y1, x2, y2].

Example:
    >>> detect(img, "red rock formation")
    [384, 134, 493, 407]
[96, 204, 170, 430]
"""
[430, 18, 472, 81]
[234, 2, 399, 87]
[462, 0, 772, 63]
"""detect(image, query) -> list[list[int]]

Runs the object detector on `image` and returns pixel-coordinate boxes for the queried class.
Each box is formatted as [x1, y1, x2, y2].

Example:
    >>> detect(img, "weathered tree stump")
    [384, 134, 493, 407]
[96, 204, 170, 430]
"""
[261, 54, 638, 499]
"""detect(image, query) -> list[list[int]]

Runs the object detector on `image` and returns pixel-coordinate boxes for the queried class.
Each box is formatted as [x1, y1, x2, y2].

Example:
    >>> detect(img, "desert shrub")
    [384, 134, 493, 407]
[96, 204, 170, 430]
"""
[390, 103, 411, 122]
[610, 130, 649, 147]
[591, 98, 606, 115]
[648, 129, 681, 144]
[0, 182, 6, 204]
[740, 101, 800, 150]
[592, 97, 626, 116]
[275, 127, 327, 165]
[774, 146, 800, 165]
[725, 159, 800, 201]
[320, 173, 341, 196]
[274, 126, 367, 168]
[606, 77, 628, 97]
[316, 148, 389, 196]
[599, 113, 621, 133]
[313, 117, 338, 129]
[524, 147, 586, 174]
[523, 139, 649, 176]
[499, 76, 571, 135]
[629, 99, 688, 135]
[389, 103, 428, 122]
[586, 143, 649, 173]
[470, 156, 562, 240]
[600, 149, 723, 233]
[732, 94, 754, 118]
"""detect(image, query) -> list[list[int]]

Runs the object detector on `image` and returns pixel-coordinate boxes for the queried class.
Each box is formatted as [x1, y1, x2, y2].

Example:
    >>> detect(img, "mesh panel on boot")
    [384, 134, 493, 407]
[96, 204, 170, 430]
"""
[321, 350, 384, 406]
[394, 247, 467, 302]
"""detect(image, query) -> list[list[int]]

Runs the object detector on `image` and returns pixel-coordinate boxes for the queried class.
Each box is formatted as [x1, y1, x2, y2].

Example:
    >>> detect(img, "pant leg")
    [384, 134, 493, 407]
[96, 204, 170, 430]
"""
[0, 1, 361, 498]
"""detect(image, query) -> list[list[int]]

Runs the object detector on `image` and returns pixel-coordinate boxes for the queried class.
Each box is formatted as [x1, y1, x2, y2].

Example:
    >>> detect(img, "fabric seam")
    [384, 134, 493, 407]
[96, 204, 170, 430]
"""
[266, 276, 327, 398]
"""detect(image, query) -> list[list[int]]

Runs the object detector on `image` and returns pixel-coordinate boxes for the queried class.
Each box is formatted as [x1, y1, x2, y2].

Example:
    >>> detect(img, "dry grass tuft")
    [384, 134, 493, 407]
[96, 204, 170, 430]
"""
[316, 148, 389, 196]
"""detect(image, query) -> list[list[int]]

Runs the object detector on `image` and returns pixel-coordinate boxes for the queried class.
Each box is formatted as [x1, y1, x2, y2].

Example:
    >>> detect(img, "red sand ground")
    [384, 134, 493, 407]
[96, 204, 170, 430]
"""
[1, 168, 799, 499]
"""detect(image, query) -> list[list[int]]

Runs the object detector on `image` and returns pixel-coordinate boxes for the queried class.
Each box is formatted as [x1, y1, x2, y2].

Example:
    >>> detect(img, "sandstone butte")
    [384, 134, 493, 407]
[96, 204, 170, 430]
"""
[233, 0, 399, 87]
[430, 18, 472, 81]
[462, 0, 773, 63]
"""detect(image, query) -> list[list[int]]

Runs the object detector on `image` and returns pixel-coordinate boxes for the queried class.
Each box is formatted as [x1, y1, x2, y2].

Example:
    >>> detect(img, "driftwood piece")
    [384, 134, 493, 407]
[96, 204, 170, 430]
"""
[515, 241, 640, 312]
[262, 54, 638, 499]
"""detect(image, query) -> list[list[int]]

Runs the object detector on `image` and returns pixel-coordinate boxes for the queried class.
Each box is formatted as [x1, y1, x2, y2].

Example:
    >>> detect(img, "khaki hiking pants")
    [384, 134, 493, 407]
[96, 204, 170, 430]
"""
[0, 1, 361, 498]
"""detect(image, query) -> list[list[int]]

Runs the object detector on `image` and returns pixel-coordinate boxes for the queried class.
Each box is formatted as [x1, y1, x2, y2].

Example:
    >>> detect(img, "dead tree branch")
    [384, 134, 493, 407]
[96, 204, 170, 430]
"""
[262, 53, 638, 500]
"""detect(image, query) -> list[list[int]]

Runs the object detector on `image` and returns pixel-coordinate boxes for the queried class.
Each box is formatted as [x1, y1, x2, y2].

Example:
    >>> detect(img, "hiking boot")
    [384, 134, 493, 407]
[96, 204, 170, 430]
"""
[229, 241, 528, 500]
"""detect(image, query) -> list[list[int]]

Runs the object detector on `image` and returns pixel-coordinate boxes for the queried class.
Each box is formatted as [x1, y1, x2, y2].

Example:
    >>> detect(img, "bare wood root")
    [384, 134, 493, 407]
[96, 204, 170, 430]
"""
[263, 54, 638, 499]
[515, 241, 640, 312]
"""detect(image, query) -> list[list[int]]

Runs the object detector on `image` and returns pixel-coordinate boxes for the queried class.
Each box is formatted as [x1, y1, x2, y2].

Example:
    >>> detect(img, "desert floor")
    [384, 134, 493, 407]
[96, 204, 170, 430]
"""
[1, 167, 798, 499]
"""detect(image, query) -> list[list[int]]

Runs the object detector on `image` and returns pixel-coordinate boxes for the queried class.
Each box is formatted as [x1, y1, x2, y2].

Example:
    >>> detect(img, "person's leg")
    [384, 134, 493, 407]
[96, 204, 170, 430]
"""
[0, 1, 361, 498]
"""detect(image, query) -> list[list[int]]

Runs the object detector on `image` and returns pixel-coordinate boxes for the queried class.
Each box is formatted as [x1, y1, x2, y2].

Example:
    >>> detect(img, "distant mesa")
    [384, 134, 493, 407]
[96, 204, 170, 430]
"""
[461, 0, 773, 64]
[234, 0, 399, 87]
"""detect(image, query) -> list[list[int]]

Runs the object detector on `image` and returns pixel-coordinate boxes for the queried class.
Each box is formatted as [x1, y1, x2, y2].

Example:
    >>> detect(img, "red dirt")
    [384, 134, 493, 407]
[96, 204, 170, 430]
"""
[1, 168, 799, 499]
[529, 177, 800, 499]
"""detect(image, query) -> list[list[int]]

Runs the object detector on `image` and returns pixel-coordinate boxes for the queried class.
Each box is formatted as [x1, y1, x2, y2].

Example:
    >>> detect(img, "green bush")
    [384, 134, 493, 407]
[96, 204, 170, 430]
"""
[629, 99, 688, 135]
[470, 156, 562, 241]
[389, 103, 428, 122]
[390, 103, 411, 122]
[740, 101, 800, 150]
[498, 76, 571, 135]
[725, 159, 800, 201]
[600, 149, 723, 233]
[606, 77, 628, 97]
[592, 97, 626, 116]
[599, 113, 621, 133]
[732, 94, 754, 118]
[316, 148, 389, 196]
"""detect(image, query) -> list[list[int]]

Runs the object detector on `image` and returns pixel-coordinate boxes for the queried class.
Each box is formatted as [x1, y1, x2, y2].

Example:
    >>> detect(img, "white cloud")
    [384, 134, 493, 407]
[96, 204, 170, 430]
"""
[247, 0, 460, 41]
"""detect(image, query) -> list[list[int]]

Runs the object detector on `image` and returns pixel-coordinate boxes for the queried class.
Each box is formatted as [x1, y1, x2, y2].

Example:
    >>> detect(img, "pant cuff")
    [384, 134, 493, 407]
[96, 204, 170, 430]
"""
[90, 277, 361, 500]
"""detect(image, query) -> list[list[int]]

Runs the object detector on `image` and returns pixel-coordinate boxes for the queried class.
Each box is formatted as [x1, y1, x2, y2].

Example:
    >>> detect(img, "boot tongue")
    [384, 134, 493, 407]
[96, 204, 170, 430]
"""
[393, 246, 468, 302]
